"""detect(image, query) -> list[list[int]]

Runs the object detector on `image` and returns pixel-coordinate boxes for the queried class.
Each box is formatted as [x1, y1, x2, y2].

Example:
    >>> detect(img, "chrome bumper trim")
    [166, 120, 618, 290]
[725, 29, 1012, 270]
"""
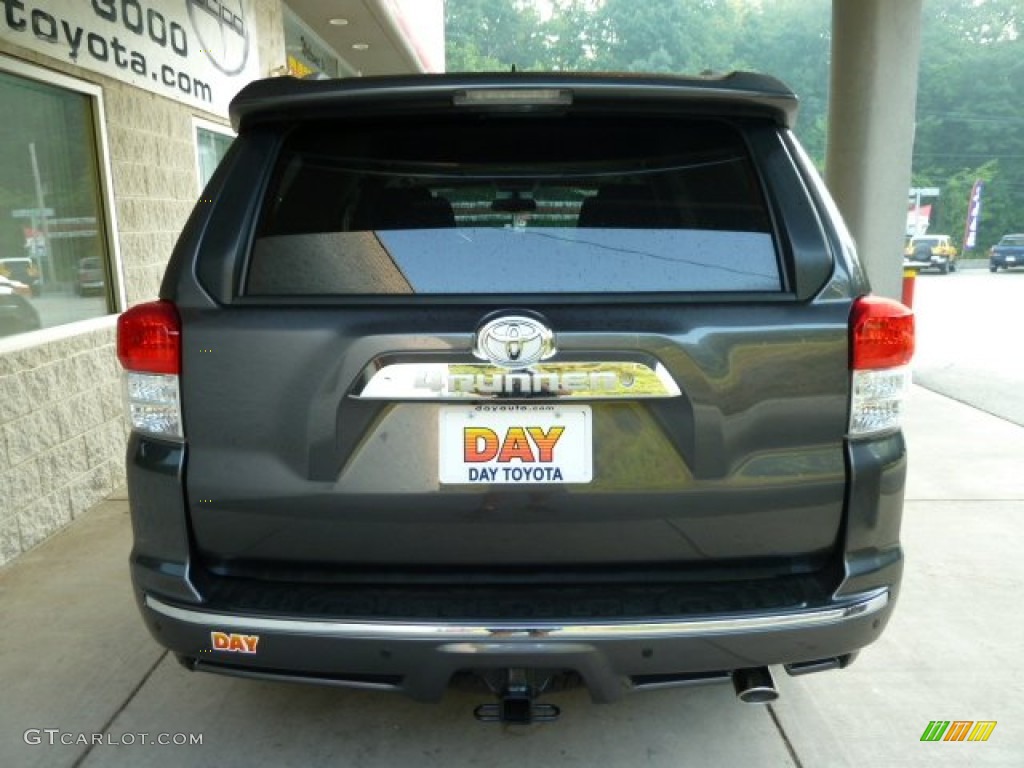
[146, 588, 888, 641]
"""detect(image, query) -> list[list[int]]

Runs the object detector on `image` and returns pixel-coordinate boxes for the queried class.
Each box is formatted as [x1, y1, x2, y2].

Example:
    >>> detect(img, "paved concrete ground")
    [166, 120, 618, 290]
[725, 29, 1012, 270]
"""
[911, 268, 1024, 426]
[2, 383, 1021, 767]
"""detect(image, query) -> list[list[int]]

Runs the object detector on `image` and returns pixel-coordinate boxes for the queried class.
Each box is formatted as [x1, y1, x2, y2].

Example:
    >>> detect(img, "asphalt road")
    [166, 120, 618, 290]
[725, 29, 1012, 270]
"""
[911, 267, 1024, 425]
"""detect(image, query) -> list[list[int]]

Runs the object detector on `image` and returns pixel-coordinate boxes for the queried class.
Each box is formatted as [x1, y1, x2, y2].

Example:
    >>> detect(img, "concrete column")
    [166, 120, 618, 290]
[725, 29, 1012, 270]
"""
[826, 0, 923, 300]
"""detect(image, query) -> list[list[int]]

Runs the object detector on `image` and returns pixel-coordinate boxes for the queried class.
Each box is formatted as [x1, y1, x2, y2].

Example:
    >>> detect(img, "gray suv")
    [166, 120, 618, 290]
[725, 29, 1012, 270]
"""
[117, 72, 914, 723]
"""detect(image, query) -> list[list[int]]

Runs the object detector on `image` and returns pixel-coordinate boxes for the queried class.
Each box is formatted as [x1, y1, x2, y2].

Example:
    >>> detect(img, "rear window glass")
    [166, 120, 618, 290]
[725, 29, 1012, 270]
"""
[248, 116, 781, 295]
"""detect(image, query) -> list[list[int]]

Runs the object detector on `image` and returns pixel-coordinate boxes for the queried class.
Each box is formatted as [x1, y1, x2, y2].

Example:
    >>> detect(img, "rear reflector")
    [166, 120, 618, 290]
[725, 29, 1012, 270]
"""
[117, 301, 183, 440]
[848, 296, 915, 438]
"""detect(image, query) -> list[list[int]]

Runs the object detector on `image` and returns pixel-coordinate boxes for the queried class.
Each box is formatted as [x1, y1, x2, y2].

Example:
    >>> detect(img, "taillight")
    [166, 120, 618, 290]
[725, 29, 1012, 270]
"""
[848, 296, 915, 438]
[116, 301, 183, 440]
[117, 300, 180, 374]
[850, 296, 914, 370]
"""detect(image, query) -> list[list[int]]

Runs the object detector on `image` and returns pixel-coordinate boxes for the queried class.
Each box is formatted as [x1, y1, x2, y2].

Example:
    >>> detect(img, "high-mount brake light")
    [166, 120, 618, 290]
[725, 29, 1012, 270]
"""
[848, 296, 915, 438]
[453, 88, 573, 107]
[117, 301, 183, 440]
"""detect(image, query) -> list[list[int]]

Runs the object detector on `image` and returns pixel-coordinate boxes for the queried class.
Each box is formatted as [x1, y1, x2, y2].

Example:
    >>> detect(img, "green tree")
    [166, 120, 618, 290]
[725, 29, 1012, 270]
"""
[730, 0, 832, 162]
[588, 0, 738, 74]
[542, 0, 604, 71]
[446, 0, 549, 72]
[914, 0, 1024, 250]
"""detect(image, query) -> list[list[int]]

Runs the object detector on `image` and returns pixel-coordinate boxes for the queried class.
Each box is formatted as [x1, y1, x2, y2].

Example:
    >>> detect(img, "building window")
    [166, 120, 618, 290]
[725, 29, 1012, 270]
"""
[195, 121, 234, 190]
[0, 62, 113, 340]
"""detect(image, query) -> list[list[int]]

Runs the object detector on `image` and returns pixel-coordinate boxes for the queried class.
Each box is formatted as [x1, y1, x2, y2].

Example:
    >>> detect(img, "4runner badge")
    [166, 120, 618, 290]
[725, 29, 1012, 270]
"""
[473, 316, 555, 369]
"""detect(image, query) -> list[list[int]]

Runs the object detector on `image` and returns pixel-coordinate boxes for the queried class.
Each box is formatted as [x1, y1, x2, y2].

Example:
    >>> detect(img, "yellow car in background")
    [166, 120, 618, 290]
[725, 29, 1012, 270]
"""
[903, 234, 958, 274]
[0, 257, 42, 296]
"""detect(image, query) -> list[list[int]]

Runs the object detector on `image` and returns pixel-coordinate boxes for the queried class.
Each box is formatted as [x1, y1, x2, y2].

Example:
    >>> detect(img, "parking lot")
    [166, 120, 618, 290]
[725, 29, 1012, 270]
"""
[1, 270, 1022, 767]
[911, 267, 1024, 425]
[31, 293, 109, 330]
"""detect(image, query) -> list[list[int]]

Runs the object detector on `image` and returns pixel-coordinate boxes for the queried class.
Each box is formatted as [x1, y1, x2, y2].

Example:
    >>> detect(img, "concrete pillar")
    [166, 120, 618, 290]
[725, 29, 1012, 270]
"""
[826, 0, 923, 300]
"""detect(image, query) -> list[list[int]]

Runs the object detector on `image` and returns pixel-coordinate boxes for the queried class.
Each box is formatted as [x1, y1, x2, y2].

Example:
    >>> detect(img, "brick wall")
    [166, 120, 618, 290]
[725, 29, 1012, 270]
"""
[0, 0, 284, 568]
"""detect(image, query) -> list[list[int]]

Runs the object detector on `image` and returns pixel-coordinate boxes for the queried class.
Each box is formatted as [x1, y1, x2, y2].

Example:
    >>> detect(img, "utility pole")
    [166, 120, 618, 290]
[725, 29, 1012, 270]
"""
[29, 142, 55, 285]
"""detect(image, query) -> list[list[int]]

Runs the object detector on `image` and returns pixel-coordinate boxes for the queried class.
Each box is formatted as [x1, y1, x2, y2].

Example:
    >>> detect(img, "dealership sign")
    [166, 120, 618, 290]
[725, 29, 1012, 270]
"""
[0, 1, 260, 115]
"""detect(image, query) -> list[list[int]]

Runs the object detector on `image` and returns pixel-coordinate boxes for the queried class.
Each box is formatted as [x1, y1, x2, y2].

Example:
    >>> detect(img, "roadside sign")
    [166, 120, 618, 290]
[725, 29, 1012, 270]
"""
[11, 208, 54, 218]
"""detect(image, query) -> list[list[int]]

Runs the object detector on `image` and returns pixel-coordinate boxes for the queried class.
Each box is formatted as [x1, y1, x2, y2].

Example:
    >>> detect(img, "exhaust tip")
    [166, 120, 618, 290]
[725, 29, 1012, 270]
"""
[733, 667, 779, 703]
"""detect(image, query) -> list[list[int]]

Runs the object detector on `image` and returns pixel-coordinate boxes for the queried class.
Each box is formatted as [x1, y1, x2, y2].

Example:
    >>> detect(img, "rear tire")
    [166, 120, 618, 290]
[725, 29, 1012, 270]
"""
[989, 263, 998, 273]
[939, 261, 950, 275]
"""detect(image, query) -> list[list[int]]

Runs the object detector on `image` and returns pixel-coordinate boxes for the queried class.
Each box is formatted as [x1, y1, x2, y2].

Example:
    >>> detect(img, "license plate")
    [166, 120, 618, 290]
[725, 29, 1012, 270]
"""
[439, 405, 592, 484]
[1007, 256, 1016, 262]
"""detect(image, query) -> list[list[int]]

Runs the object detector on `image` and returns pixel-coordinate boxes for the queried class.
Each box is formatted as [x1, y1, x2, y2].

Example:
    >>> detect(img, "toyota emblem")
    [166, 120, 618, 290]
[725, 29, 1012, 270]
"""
[473, 316, 556, 369]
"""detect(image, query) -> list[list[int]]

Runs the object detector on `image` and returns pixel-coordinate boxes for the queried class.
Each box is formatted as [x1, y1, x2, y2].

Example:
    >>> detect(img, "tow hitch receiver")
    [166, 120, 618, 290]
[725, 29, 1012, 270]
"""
[473, 669, 561, 724]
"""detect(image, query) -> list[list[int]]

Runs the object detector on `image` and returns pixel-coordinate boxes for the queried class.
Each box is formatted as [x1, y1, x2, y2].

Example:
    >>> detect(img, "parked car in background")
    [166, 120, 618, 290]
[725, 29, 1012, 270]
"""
[117, 71, 914, 722]
[0, 276, 41, 336]
[0, 256, 42, 296]
[903, 234, 958, 274]
[76, 257, 106, 296]
[989, 234, 1024, 272]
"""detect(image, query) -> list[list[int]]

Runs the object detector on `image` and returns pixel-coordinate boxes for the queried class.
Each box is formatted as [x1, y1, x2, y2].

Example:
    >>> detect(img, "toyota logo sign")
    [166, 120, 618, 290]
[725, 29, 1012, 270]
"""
[473, 316, 556, 369]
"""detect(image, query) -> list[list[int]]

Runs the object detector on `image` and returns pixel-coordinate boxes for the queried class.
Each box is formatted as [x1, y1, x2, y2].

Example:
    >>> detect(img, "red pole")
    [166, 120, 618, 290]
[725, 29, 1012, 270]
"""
[901, 268, 916, 308]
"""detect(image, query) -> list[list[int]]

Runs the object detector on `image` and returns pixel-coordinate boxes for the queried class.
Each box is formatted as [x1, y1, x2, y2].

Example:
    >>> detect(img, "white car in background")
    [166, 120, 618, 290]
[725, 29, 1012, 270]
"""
[0, 275, 41, 336]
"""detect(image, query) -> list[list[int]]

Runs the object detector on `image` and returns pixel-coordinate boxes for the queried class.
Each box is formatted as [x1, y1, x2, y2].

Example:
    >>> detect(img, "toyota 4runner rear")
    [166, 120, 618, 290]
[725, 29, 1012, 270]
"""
[903, 234, 958, 274]
[117, 72, 913, 722]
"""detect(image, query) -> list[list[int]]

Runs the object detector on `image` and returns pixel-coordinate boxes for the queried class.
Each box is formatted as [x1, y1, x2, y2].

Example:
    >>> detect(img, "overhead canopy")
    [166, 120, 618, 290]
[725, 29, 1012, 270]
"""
[285, 0, 445, 76]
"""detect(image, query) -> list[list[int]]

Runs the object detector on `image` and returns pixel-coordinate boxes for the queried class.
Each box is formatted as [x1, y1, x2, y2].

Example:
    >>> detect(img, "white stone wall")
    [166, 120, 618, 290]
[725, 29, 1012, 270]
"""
[0, 0, 285, 568]
[0, 328, 126, 564]
[105, 85, 204, 307]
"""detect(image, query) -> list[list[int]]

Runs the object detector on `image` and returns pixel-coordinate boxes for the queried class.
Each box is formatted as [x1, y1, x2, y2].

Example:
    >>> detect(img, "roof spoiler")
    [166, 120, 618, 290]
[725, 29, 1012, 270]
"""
[229, 71, 799, 132]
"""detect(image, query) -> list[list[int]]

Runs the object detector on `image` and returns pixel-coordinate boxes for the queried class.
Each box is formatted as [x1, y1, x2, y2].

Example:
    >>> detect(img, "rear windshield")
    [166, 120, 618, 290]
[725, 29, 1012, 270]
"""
[248, 115, 781, 295]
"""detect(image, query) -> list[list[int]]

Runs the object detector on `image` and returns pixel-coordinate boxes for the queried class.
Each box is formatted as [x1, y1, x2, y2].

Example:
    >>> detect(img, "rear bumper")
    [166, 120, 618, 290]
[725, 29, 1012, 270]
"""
[902, 255, 949, 269]
[990, 254, 1022, 267]
[140, 588, 892, 702]
[126, 425, 905, 701]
